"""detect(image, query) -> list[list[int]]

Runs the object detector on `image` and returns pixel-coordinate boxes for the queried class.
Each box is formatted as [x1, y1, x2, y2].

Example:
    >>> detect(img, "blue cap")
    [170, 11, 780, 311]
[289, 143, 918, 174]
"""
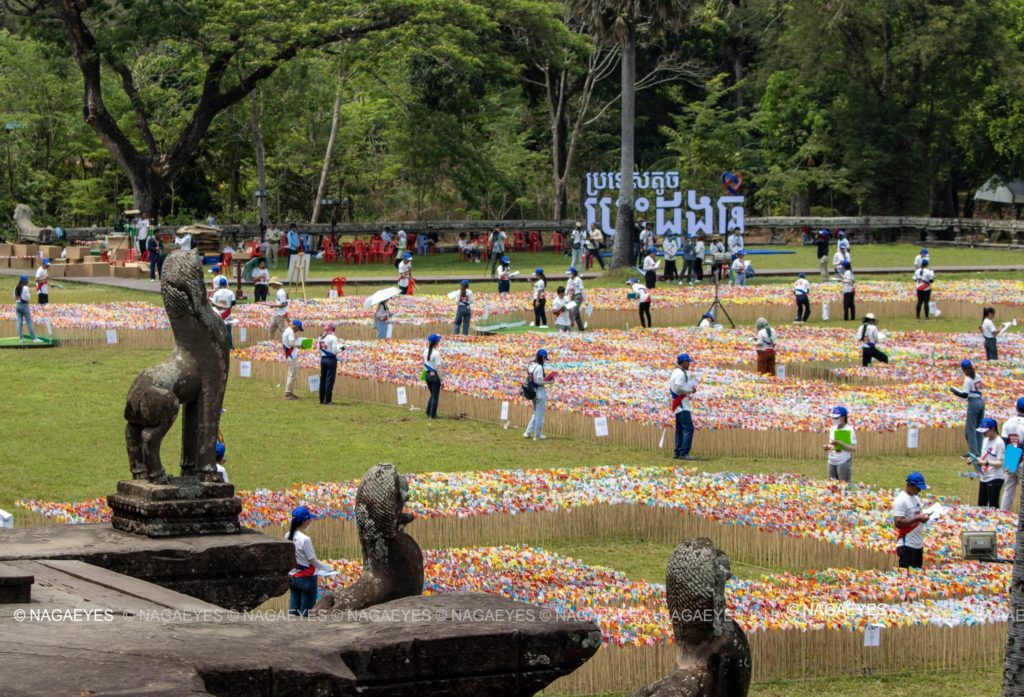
[1017, 397, 1024, 412]
[921, 248, 928, 254]
[837, 230, 846, 237]
[537, 348, 548, 359]
[627, 278, 637, 285]
[460, 279, 469, 286]
[19, 275, 28, 282]
[648, 246, 657, 253]
[211, 265, 220, 273]
[960, 359, 973, 370]
[821, 229, 830, 235]
[291, 319, 304, 331]
[977, 417, 997, 433]
[501, 256, 509, 263]
[215, 442, 226, 458]
[535, 267, 543, 275]
[403, 252, 412, 260]
[218, 277, 228, 287]
[798, 272, 805, 278]
[842, 261, 851, 269]
[702, 312, 713, 319]
[428, 333, 441, 343]
[831, 406, 848, 418]
[42, 258, 50, 265]
[292, 505, 316, 523]
[738, 250, 746, 256]
[907, 472, 928, 490]
[920, 259, 929, 267]
[677, 353, 693, 364]
[568, 266, 577, 274]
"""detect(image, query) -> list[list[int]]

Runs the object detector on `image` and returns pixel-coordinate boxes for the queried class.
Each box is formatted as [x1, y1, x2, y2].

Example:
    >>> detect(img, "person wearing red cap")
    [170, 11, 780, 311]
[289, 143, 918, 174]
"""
[668, 353, 697, 460]
[287, 506, 332, 617]
[893, 472, 930, 569]
[317, 321, 344, 406]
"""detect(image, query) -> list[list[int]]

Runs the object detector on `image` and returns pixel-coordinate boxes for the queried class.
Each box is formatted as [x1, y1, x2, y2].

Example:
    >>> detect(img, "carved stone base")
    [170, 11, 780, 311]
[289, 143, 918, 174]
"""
[108, 477, 242, 537]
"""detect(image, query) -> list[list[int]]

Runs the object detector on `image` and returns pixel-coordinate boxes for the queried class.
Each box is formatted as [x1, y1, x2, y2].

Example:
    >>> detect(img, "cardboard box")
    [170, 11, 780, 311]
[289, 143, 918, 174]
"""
[39, 245, 62, 259]
[0, 244, 12, 256]
[111, 249, 129, 261]
[110, 265, 139, 279]
[107, 236, 131, 251]
[63, 263, 87, 277]
[48, 264, 66, 278]
[0, 257, 9, 269]
[84, 256, 105, 264]
[65, 247, 86, 261]
[9, 257, 33, 269]
[13, 244, 38, 257]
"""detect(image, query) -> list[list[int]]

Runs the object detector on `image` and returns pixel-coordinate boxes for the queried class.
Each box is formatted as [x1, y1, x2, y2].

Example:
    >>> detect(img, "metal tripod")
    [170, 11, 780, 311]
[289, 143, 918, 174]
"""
[700, 260, 735, 328]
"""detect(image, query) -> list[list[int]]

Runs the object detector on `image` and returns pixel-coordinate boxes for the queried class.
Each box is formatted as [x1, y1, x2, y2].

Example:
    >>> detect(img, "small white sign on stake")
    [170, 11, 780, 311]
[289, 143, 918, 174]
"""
[386, 324, 394, 339]
[329, 290, 338, 299]
[863, 624, 881, 647]
[658, 428, 666, 449]
[307, 375, 320, 392]
[106, 329, 118, 344]
[396, 387, 408, 405]
[907, 428, 920, 449]
[239, 361, 252, 378]
[594, 416, 609, 437]
[44, 319, 52, 335]
[500, 401, 509, 421]
[776, 364, 786, 379]
[821, 302, 830, 321]
[239, 326, 248, 342]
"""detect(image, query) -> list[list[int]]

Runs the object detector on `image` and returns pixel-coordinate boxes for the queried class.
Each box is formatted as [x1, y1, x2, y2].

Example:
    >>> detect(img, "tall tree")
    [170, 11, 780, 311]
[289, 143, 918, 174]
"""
[566, 0, 703, 269]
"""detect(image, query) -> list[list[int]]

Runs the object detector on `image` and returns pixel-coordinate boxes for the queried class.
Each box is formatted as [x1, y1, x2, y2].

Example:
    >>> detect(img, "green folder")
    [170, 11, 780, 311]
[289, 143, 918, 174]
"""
[299, 338, 314, 350]
[833, 428, 853, 451]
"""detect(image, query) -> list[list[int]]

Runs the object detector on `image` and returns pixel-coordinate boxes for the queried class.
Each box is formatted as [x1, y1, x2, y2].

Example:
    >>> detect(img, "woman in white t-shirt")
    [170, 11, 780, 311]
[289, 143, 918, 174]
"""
[754, 317, 776, 376]
[523, 349, 556, 440]
[980, 307, 1008, 360]
[423, 333, 442, 419]
[951, 359, 985, 459]
[13, 276, 41, 342]
[824, 406, 857, 482]
[974, 417, 1005, 508]
[287, 506, 332, 617]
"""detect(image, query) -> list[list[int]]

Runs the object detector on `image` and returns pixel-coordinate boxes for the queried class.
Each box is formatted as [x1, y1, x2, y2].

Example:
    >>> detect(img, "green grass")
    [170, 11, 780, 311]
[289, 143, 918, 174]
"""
[0, 280, 156, 305]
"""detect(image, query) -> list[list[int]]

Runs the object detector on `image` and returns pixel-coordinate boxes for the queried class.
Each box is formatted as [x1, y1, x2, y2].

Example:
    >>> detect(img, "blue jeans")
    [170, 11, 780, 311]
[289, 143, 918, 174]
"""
[454, 305, 471, 335]
[674, 410, 694, 458]
[289, 575, 317, 617]
[375, 319, 389, 340]
[526, 387, 548, 437]
[425, 373, 441, 418]
[966, 397, 985, 457]
[15, 302, 35, 340]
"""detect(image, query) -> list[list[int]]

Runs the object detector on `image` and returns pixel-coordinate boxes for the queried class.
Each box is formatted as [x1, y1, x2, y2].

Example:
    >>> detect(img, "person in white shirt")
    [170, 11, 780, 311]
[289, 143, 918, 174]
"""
[211, 277, 236, 349]
[317, 321, 343, 406]
[662, 235, 678, 282]
[698, 312, 714, 329]
[210, 265, 227, 292]
[531, 268, 547, 327]
[552, 287, 572, 333]
[287, 506, 332, 617]
[137, 215, 150, 256]
[13, 276, 41, 342]
[981, 307, 1013, 360]
[397, 253, 412, 295]
[281, 319, 303, 400]
[1000, 397, 1024, 511]
[832, 248, 847, 278]
[173, 231, 192, 252]
[488, 226, 507, 276]
[856, 313, 887, 366]
[628, 279, 652, 328]
[524, 348, 556, 440]
[824, 406, 857, 482]
[570, 222, 586, 271]
[637, 223, 655, 267]
[423, 333, 443, 419]
[214, 442, 229, 484]
[841, 261, 855, 320]
[251, 258, 270, 302]
[793, 272, 810, 323]
[973, 417, 1005, 507]
[586, 223, 606, 270]
[913, 259, 934, 319]
[453, 279, 473, 335]
[730, 252, 747, 287]
[265, 221, 282, 267]
[754, 317, 776, 375]
[727, 231, 743, 255]
[268, 278, 289, 338]
[34, 258, 50, 305]
[668, 353, 697, 459]
[893, 471, 929, 569]
[496, 256, 513, 297]
[914, 248, 929, 270]
[836, 230, 850, 253]
[951, 359, 985, 460]
[642, 247, 659, 289]
[566, 267, 585, 331]
[692, 236, 706, 282]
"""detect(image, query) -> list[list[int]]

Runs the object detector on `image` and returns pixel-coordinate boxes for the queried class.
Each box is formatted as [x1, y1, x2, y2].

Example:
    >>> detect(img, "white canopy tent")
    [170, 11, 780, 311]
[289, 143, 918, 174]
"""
[974, 176, 1024, 204]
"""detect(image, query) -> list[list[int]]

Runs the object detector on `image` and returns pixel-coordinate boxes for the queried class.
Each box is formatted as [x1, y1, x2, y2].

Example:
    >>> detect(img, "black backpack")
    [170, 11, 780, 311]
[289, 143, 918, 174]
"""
[521, 367, 537, 400]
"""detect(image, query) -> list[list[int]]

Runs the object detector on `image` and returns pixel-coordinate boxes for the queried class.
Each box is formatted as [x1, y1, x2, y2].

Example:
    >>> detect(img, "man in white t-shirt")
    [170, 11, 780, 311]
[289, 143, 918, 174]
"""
[174, 231, 192, 252]
[397, 253, 412, 294]
[893, 471, 930, 569]
[34, 259, 50, 305]
[793, 272, 810, 323]
[668, 353, 698, 460]
[268, 278, 289, 337]
[727, 231, 743, 255]
[281, 319, 303, 400]
[825, 406, 857, 482]
[211, 277, 236, 349]
[1000, 397, 1024, 511]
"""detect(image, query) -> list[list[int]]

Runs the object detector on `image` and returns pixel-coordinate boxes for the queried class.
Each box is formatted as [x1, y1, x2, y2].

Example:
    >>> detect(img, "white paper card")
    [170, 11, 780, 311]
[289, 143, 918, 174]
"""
[821, 302, 830, 321]
[863, 624, 880, 647]
[44, 319, 52, 335]
[658, 429, 666, 449]
[397, 387, 408, 405]
[106, 329, 118, 344]
[307, 375, 320, 392]
[594, 416, 609, 437]
[315, 569, 339, 578]
[386, 324, 394, 339]
[0, 508, 12, 529]
[239, 326, 247, 342]
[907, 428, 919, 449]
[776, 364, 786, 379]
[500, 401, 509, 420]
[329, 290, 338, 299]
[239, 361, 252, 378]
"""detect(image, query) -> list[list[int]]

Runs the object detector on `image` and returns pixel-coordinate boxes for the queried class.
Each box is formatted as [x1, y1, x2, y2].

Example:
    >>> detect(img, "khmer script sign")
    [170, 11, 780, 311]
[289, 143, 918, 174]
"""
[583, 171, 744, 238]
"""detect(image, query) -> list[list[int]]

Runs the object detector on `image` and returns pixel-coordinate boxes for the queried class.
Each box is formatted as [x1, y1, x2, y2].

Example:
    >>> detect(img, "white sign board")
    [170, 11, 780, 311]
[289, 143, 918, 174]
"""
[594, 416, 609, 438]
[397, 387, 408, 405]
[44, 319, 52, 335]
[287, 253, 311, 284]
[822, 302, 830, 321]
[0, 508, 12, 529]
[500, 401, 509, 421]
[907, 428, 920, 449]
[776, 364, 786, 379]
[386, 324, 394, 339]
[863, 624, 881, 647]
[239, 361, 252, 378]
[307, 374, 320, 392]
[329, 290, 338, 299]
[238, 326, 247, 342]
[106, 329, 118, 344]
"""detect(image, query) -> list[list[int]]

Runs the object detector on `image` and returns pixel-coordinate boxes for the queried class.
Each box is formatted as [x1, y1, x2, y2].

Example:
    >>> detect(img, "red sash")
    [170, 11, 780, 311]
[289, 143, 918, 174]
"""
[895, 521, 920, 542]
[290, 565, 315, 578]
[219, 308, 231, 320]
[282, 345, 294, 359]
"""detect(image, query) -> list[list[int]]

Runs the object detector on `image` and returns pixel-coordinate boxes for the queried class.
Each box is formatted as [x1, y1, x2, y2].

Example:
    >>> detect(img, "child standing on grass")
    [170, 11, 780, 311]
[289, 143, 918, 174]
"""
[825, 406, 857, 482]
[974, 417, 1005, 508]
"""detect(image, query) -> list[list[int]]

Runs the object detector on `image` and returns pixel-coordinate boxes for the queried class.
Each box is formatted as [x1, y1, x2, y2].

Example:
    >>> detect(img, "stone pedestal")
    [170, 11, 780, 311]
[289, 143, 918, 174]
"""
[108, 476, 242, 537]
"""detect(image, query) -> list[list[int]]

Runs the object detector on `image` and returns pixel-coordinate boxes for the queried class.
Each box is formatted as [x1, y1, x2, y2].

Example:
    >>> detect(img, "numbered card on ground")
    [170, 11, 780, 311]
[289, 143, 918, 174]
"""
[397, 387, 408, 405]
[386, 324, 394, 339]
[329, 290, 338, 299]
[776, 364, 786, 379]
[239, 361, 252, 378]
[594, 416, 609, 437]
[106, 329, 118, 344]
[307, 375, 320, 392]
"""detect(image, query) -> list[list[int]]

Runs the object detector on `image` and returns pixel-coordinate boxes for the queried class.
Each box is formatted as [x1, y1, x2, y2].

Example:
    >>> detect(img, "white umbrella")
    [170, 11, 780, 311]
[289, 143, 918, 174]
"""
[363, 286, 402, 308]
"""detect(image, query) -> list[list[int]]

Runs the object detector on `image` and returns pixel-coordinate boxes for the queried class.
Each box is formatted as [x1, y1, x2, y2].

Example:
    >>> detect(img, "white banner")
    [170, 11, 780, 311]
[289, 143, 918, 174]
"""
[500, 401, 509, 421]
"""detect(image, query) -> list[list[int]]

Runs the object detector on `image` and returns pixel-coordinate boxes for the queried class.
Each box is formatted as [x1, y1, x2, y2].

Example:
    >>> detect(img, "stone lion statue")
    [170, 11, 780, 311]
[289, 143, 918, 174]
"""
[631, 538, 751, 697]
[315, 463, 424, 611]
[124, 250, 229, 483]
[12, 204, 53, 243]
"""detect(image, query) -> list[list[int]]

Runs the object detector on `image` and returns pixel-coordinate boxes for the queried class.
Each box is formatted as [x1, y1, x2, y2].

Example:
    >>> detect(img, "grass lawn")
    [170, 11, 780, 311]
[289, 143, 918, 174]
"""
[0, 280, 156, 305]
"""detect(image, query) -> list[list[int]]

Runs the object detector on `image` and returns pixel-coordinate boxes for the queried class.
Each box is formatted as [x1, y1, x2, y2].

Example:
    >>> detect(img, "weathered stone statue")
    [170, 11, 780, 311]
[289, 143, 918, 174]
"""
[124, 250, 229, 483]
[110, 250, 239, 537]
[316, 463, 424, 610]
[12, 204, 53, 243]
[631, 538, 751, 697]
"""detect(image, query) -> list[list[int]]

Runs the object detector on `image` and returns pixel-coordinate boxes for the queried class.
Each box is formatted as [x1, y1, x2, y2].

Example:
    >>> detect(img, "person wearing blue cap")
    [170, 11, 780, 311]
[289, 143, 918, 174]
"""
[698, 312, 714, 329]
[913, 258, 934, 319]
[730, 251, 747, 287]
[566, 267, 585, 331]
[1000, 397, 1024, 511]
[34, 258, 50, 304]
[423, 333, 443, 418]
[824, 406, 857, 482]
[668, 353, 697, 459]
[530, 269, 547, 327]
[951, 359, 985, 459]
[453, 280, 473, 335]
[793, 273, 811, 323]
[973, 417, 1005, 507]
[496, 256, 513, 296]
[287, 505, 332, 617]
[642, 247, 659, 289]
[841, 261, 855, 320]
[212, 276, 236, 349]
[914, 248, 929, 270]
[210, 265, 226, 292]
[524, 348, 555, 440]
[893, 472, 929, 569]
[13, 276, 41, 342]
[282, 319, 303, 400]
[397, 253, 413, 295]
[214, 442, 229, 484]
[815, 231, 830, 281]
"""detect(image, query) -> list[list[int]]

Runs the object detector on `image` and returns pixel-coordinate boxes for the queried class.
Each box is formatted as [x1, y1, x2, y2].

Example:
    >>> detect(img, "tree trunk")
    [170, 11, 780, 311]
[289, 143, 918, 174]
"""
[790, 193, 810, 216]
[611, 27, 636, 270]
[311, 80, 343, 224]
[552, 109, 569, 220]
[1003, 489, 1024, 695]
[249, 92, 269, 234]
[127, 166, 163, 221]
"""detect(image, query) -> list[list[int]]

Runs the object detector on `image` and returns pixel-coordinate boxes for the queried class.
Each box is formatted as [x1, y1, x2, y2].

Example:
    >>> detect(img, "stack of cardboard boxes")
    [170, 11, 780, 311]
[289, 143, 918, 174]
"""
[0, 238, 149, 278]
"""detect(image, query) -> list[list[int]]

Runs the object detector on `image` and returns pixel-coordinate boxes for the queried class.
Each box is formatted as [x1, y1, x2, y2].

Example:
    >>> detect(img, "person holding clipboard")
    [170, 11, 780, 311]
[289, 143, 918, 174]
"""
[825, 406, 856, 482]
[973, 417, 1005, 508]
[999, 397, 1024, 511]
[893, 472, 930, 569]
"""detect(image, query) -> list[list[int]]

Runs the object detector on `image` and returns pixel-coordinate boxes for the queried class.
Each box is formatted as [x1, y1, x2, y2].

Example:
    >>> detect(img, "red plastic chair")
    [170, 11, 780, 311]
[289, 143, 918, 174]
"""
[476, 234, 490, 262]
[369, 238, 386, 263]
[407, 233, 417, 254]
[342, 242, 356, 264]
[528, 231, 542, 253]
[552, 231, 564, 255]
[513, 230, 526, 251]
[222, 252, 233, 269]
[352, 239, 367, 264]
[330, 277, 346, 296]
[322, 238, 338, 263]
